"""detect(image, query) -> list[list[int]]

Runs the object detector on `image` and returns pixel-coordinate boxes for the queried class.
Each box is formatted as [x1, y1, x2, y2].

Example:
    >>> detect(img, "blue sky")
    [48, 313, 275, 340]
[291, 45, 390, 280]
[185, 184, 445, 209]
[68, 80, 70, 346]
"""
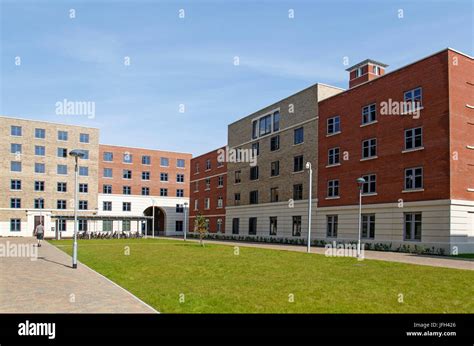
[1, 0, 472, 156]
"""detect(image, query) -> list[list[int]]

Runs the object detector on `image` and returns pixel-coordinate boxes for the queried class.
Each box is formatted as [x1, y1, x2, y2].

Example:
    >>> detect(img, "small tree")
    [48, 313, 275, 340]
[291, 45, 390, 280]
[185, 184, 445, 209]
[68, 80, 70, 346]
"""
[195, 213, 208, 247]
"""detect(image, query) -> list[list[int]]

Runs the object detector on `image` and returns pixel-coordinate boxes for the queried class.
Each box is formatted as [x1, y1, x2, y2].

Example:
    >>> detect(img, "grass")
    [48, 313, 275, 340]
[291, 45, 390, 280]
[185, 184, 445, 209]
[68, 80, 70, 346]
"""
[50, 238, 474, 313]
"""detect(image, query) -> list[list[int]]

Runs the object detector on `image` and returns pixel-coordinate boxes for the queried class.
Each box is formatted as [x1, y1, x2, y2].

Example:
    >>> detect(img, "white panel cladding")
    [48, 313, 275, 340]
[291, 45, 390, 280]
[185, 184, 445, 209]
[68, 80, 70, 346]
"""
[449, 200, 474, 253]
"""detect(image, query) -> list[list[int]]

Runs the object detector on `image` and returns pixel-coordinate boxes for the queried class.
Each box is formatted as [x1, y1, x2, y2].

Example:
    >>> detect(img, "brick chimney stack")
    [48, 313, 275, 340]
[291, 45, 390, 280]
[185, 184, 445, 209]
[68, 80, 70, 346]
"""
[346, 59, 388, 88]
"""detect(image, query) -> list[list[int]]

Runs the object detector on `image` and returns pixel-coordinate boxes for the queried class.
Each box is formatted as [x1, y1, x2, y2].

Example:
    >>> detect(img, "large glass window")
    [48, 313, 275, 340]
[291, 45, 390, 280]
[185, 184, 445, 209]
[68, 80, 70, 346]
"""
[292, 216, 302, 237]
[259, 114, 272, 136]
[405, 127, 423, 150]
[269, 217, 277, 236]
[404, 87, 423, 113]
[327, 116, 341, 135]
[404, 213, 422, 241]
[361, 174, 376, 194]
[249, 217, 257, 235]
[326, 215, 338, 237]
[362, 214, 375, 239]
[405, 167, 423, 190]
[362, 138, 377, 159]
[327, 180, 339, 197]
[328, 147, 340, 165]
[362, 104, 376, 124]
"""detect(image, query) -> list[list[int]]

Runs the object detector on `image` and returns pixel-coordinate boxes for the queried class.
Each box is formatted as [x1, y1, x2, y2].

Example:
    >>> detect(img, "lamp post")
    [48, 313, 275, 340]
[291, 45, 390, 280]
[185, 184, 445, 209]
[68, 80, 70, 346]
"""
[356, 177, 366, 258]
[183, 202, 188, 241]
[305, 162, 313, 253]
[69, 149, 85, 269]
[151, 198, 155, 239]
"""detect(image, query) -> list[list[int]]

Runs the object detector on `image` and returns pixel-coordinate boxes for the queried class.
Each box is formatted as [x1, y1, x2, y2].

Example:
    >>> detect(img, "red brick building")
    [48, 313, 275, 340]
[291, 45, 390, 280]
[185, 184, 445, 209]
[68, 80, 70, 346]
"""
[189, 147, 227, 233]
[316, 48, 473, 254]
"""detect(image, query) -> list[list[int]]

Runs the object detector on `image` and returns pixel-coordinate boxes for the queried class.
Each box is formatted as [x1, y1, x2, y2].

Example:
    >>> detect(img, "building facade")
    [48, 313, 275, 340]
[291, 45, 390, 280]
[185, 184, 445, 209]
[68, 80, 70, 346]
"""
[0, 116, 99, 238]
[316, 48, 473, 254]
[225, 84, 343, 238]
[189, 147, 227, 233]
[97, 145, 191, 236]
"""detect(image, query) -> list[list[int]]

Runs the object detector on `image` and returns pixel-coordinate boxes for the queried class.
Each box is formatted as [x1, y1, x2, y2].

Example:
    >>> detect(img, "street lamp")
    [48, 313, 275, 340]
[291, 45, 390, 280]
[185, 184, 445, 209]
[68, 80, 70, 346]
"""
[183, 202, 188, 241]
[69, 149, 86, 269]
[305, 162, 313, 253]
[356, 177, 366, 258]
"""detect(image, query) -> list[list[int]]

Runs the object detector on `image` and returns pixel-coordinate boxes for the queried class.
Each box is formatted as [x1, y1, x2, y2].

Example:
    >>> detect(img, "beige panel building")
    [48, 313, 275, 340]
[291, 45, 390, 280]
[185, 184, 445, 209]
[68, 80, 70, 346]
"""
[0, 116, 99, 238]
[225, 83, 343, 238]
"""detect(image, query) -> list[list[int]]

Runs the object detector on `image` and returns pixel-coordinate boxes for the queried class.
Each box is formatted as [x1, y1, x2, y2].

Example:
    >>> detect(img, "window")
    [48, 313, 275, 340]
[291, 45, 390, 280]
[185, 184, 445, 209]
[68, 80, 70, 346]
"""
[217, 196, 223, 208]
[57, 182, 67, 192]
[123, 153, 133, 163]
[293, 184, 303, 200]
[270, 135, 280, 151]
[142, 171, 150, 180]
[57, 200, 67, 210]
[217, 219, 223, 233]
[404, 87, 423, 112]
[270, 187, 279, 202]
[122, 220, 131, 231]
[176, 189, 184, 197]
[160, 173, 168, 181]
[177, 159, 185, 168]
[205, 178, 211, 190]
[373, 65, 381, 75]
[249, 190, 258, 204]
[103, 184, 112, 194]
[405, 167, 423, 190]
[294, 127, 304, 144]
[252, 142, 259, 156]
[139, 155, 151, 165]
[57, 164, 67, 175]
[58, 131, 68, 141]
[273, 111, 280, 132]
[362, 104, 376, 124]
[79, 183, 88, 193]
[232, 218, 240, 234]
[327, 180, 339, 197]
[292, 216, 302, 237]
[103, 220, 112, 232]
[328, 147, 340, 165]
[11, 179, 21, 190]
[103, 201, 112, 211]
[404, 212, 422, 241]
[160, 188, 168, 197]
[123, 170, 132, 179]
[269, 217, 277, 236]
[194, 181, 199, 192]
[250, 166, 259, 180]
[177, 174, 185, 183]
[79, 200, 88, 210]
[142, 187, 150, 196]
[362, 214, 375, 239]
[271, 161, 280, 177]
[204, 198, 210, 210]
[327, 215, 338, 237]
[176, 204, 184, 213]
[35, 128, 46, 139]
[259, 114, 272, 136]
[11, 125, 22, 136]
[103, 168, 113, 178]
[35, 163, 45, 174]
[10, 219, 21, 232]
[34, 198, 44, 209]
[195, 163, 200, 174]
[234, 193, 241, 206]
[123, 186, 131, 195]
[252, 120, 258, 139]
[80, 133, 89, 143]
[205, 159, 211, 170]
[35, 181, 45, 191]
[81, 150, 89, 160]
[11, 143, 22, 154]
[11, 198, 21, 208]
[355, 67, 363, 78]
[122, 202, 131, 212]
[11, 161, 21, 172]
[103, 152, 113, 161]
[160, 157, 169, 167]
[194, 199, 198, 210]
[57, 147, 68, 158]
[327, 116, 341, 135]
[235, 170, 241, 184]
[78, 220, 88, 232]
[217, 159, 224, 168]
[362, 174, 376, 194]
[79, 167, 88, 176]
[217, 175, 224, 187]
[249, 217, 257, 235]
[176, 221, 184, 232]
[56, 219, 67, 232]
[362, 138, 377, 159]
[405, 127, 423, 150]
[294, 155, 304, 172]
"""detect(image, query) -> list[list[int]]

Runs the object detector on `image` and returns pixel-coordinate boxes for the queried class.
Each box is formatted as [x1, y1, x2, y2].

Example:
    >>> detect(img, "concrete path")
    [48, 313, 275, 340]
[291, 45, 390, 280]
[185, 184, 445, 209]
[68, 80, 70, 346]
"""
[176, 238, 474, 271]
[0, 237, 157, 313]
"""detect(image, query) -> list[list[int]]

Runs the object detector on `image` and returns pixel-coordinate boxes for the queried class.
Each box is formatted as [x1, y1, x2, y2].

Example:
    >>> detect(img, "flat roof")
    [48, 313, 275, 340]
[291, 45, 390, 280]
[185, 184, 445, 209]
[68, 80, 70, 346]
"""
[345, 59, 389, 71]
[51, 215, 152, 221]
[0, 115, 100, 130]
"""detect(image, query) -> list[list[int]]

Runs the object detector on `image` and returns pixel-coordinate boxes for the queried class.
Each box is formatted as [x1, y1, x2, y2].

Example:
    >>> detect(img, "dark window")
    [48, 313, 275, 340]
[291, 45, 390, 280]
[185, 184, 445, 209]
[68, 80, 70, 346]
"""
[405, 167, 423, 190]
[176, 204, 184, 213]
[232, 218, 240, 234]
[252, 142, 259, 156]
[11, 198, 21, 208]
[123, 186, 131, 195]
[142, 155, 151, 165]
[160, 172, 168, 181]
[78, 200, 88, 210]
[327, 180, 339, 197]
[142, 171, 150, 180]
[362, 214, 375, 239]
[57, 182, 67, 192]
[57, 200, 67, 209]
[103, 152, 113, 161]
[404, 87, 423, 113]
[327, 116, 341, 134]
[293, 184, 303, 200]
[103, 201, 112, 211]
[404, 212, 422, 241]
[11, 126, 22, 136]
[328, 147, 340, 165]
[11, 179, 21, 190]
[160, 188, 168, 197]
[269, 217, 277, 236]
[250, 166, 259, 180]
[270, 187, 279, 202]
[292, 216, 302, 236]
[294, 155, 304, 172]
[362, 104, 376, 124]
[34, 181, 45, 191]
[79, 183, 88, 193]
[249, 190, 259, 204]
[142, 187, 150, 196]
[294, 127, 304, 144]
[10, 219, 21, 232]
[271, 161, 280, 177]
[405, 127, 423, 150]
[249, 217, 257, 235]
[234, 193, 241, 206]
[57, 148, 68, 158]
[103, 184, 112, 194]
[123, 170, 132, 179]
[176, 221, 184, 232]
[235, 170, 241, 184]
[361, 174, 376, 194]
[270, 135, 280, 151]
[34, 198, 44, 209]
[327, 215, 338, 237]
[362, 138, 377, 159]
[259, 114, 272, 136]
[122, 202, 131, 212]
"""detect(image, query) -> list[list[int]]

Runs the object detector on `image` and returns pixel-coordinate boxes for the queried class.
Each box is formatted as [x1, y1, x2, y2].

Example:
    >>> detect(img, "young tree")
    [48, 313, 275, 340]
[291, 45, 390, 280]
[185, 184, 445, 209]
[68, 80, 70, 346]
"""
[195, 213, 208, 247]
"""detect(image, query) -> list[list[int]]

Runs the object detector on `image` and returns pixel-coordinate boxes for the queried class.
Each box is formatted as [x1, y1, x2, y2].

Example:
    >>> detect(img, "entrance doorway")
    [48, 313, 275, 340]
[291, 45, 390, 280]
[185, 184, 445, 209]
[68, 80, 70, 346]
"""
[33, 215, 44, 236]
[143, 206, 166, 237]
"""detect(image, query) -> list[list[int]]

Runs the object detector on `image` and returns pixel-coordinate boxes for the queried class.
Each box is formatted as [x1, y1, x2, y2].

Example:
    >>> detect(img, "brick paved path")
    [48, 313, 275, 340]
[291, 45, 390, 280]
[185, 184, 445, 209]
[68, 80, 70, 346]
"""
[0, 238, 157, 313]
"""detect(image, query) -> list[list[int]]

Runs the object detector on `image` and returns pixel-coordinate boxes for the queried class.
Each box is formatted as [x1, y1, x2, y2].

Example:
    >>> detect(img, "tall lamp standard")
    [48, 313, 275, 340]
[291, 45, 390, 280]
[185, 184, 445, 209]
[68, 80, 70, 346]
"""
[183, 202, 188, 241]
[356, 177, 366, 258]
[69, 149, 85, 269]
[305, 162, 313, 253]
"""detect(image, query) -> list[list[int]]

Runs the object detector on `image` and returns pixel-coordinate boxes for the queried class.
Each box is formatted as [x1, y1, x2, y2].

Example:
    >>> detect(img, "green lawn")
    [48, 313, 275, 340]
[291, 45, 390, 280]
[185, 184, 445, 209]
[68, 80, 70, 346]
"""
[50, 238, 474, 313]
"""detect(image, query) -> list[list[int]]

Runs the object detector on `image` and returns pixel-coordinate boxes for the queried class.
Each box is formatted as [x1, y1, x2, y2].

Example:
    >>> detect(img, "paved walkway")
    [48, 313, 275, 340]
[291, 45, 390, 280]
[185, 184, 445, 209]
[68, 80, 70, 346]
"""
[176, 238, 474, 271]
[0, 238, 157, 313]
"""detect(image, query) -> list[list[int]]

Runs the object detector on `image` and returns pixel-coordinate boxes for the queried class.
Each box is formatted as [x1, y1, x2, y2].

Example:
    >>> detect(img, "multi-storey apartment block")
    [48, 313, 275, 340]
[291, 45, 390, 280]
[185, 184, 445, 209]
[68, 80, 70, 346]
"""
[0, 116, 99, 237]
[225, 84, 343, 237]
[189, 147, 227, 233]
[316, 48, 473, 254]
[98, 145, 191, 236]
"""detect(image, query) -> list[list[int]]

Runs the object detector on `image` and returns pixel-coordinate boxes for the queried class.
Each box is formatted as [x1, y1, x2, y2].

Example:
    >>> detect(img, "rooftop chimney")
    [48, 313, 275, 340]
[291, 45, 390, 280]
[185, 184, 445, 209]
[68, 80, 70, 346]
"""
[346, 59, 388, 88]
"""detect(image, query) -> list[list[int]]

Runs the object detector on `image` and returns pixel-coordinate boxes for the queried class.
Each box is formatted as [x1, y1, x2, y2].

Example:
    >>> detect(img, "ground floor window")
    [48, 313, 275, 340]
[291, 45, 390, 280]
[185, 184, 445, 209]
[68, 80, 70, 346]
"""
[56, 219, 67, 232]
[122, 220, 131, 232]
[103, 220, 113, 232]
[78, 220, 88, 232]
[292, 216, 301, 237]
[269, 217, 277, 236]
[361, 214, 375, 239]
[217, 218, 223, 233]
[232, 218, 239, 234]
[176, 220, 183, 232]
[404, 212, 422, 241]
[249, 217, 257, 235]
[10, 219, 21, 232]
[326, 215, 338, 237]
